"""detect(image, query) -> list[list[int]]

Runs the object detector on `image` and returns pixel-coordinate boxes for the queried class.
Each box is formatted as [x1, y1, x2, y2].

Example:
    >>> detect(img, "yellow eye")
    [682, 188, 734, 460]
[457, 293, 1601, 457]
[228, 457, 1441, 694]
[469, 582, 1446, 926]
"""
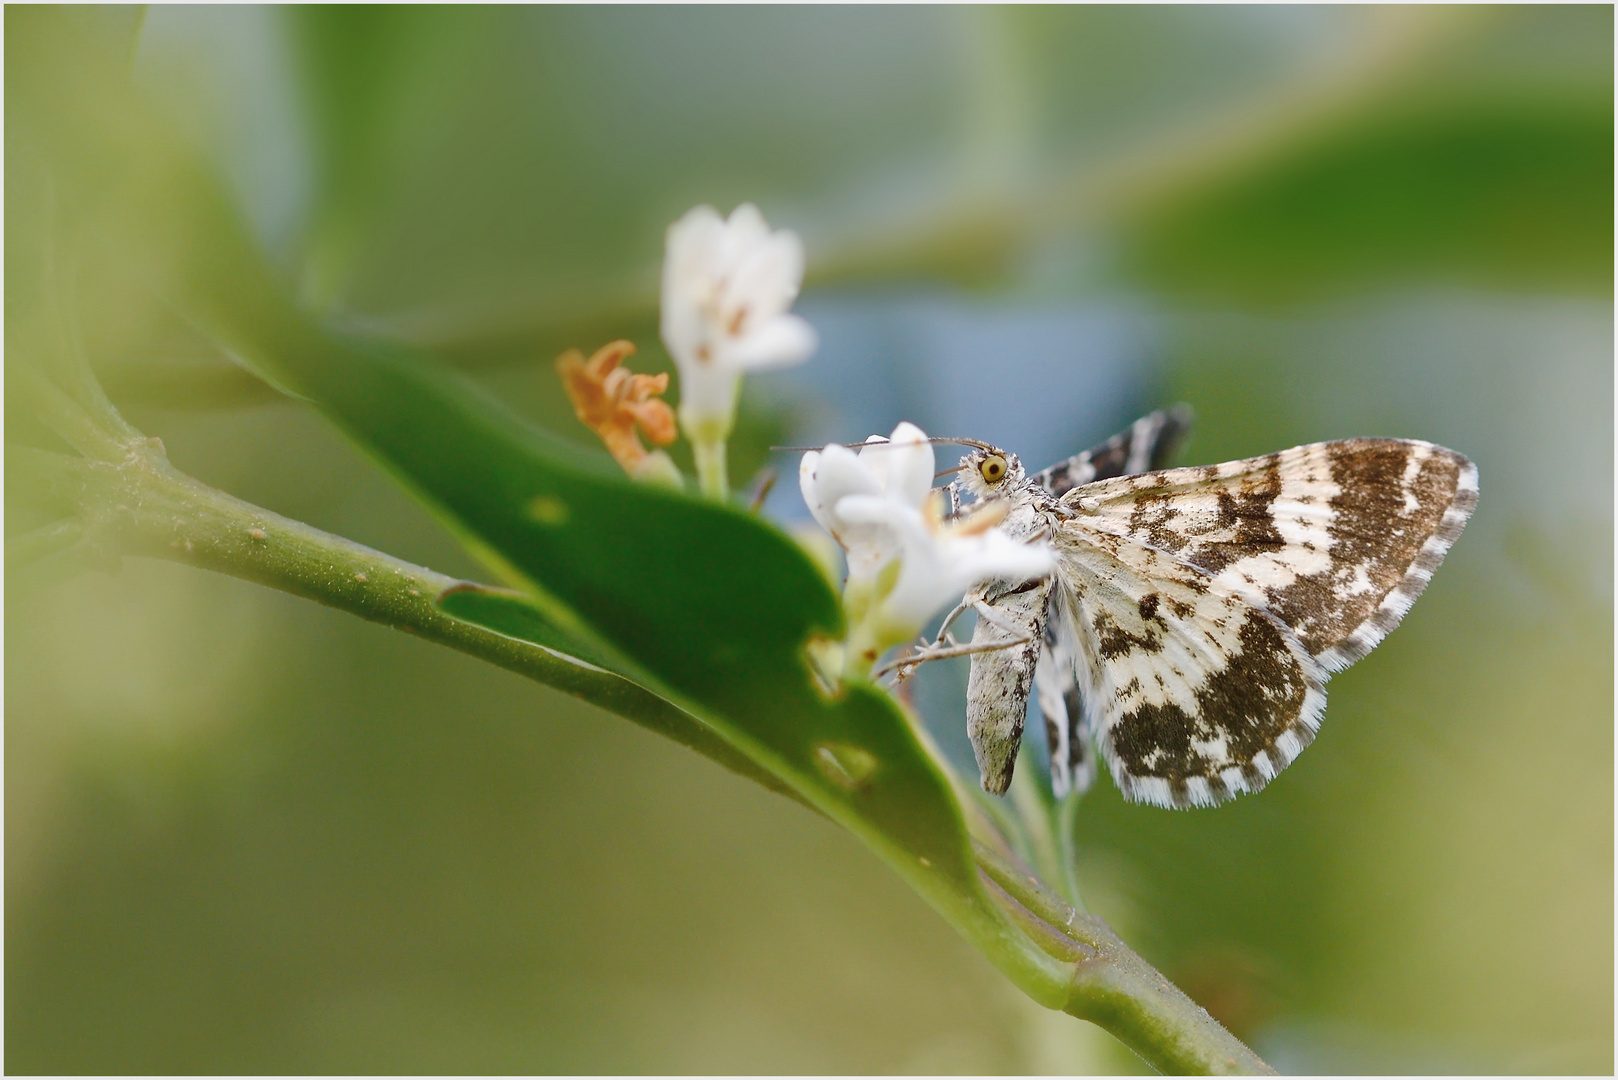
[979, 454, 1008, 483]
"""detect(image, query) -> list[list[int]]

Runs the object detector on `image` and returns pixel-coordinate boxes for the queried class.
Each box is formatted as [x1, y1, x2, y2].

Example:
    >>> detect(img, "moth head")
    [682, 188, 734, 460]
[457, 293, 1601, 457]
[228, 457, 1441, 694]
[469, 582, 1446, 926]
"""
[957, 445, 1023, 498]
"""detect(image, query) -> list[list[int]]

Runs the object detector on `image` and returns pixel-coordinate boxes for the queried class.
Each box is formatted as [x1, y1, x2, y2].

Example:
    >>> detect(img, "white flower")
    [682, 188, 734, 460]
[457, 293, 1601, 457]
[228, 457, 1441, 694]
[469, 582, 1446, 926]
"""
[661, 203, 817, 440]
[799, 422, 933, 579]
[836, 495, 1053, 637]
[799, 421, 1055, 675]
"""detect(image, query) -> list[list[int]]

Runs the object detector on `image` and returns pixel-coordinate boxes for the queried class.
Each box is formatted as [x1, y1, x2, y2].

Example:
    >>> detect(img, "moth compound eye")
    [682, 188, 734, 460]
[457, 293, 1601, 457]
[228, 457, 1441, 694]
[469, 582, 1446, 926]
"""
[979, 455, 1008, 484]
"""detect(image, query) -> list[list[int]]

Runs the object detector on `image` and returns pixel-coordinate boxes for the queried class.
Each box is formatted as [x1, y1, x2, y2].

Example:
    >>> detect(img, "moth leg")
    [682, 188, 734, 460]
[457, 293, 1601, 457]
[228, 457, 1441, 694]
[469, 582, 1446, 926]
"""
[931, 599, 971, 647]
[876, 632, 1033, 681]
[971, 598, 1033, 641]
[889, 593, 1033, 683]
[884, 597, 1034, 681]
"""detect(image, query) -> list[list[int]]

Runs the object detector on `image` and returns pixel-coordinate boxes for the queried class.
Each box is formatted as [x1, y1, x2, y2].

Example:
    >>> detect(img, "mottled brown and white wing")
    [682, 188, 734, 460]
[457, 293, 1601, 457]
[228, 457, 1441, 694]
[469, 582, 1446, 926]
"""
[1014, 405, 1193, 797]
[1071, 439, 1478, 672]
[1053, 528, 1328, 808]
[1053, 438, 1476, 807]
[1032, 586, 1096, 799]
[1032, 405, 1193, 497]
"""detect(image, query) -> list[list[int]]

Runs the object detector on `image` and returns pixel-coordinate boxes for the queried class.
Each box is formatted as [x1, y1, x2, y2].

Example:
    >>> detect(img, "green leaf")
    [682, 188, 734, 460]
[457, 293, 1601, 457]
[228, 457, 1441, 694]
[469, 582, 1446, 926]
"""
[1123, 91, 1614, 304]
[285, 6, 498, 308]
[437, 582, 626, 672]
[295, 333, 1058, 986]
[7, 8, 1061, 1001]
[237, 332, 1072, 1001]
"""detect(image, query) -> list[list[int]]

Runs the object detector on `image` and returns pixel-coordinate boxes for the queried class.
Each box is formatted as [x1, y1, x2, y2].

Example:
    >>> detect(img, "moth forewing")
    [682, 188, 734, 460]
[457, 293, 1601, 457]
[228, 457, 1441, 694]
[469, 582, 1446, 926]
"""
[1046, 437, 1474, 807]
[1068, 439, 1477, 669]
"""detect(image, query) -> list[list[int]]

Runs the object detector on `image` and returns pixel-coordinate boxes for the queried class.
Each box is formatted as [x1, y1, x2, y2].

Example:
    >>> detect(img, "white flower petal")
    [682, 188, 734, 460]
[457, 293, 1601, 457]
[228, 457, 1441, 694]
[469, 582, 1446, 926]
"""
[814, 444, 883, 509]
[942, 531, 1055, 595]
[831, 493, 917, 582]
[879, 421, 935, 510]
[724, 202, 770, 249]
[830, 491, 911, 530]
[662, 207, 724, 314]
[726, 229, 805, 325]
[726, 314, 818, 371]
[665, 204, 726, 264]
[837, 489, 1054, 636]
[799, 450, 827, 529]
[803, 444, 873, 532]
[806, 449, 895, 576]
[660, 207, 726, 372]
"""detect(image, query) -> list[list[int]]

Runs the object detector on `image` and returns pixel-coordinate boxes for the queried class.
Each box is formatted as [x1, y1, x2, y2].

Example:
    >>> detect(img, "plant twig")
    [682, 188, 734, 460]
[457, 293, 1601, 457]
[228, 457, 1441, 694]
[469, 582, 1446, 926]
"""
[8, 439, 808, 810]
[973, 840, 1275, 1075]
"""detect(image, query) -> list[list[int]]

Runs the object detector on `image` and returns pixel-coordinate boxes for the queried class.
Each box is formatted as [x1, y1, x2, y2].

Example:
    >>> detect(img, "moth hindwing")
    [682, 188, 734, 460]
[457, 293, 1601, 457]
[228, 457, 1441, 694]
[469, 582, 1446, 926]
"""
[953, 425, 1477, 809]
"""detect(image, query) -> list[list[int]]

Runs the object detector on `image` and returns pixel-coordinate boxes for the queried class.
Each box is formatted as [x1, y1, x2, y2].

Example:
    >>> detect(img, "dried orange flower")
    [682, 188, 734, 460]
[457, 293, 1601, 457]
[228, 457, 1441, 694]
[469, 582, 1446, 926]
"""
[556, 340, 680, 483]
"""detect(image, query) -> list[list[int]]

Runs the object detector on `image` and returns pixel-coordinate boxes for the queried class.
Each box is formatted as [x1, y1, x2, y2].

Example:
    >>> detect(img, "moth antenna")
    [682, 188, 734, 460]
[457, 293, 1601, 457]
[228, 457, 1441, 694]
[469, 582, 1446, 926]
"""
[766, 440, 912, 453]
[770, 436, 995, 453]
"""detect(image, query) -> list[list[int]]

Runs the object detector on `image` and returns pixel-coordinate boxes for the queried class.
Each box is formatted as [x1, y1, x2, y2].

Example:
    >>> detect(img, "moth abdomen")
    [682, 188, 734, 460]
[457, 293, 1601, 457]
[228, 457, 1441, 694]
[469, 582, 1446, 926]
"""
[964, 578, 1053, 795]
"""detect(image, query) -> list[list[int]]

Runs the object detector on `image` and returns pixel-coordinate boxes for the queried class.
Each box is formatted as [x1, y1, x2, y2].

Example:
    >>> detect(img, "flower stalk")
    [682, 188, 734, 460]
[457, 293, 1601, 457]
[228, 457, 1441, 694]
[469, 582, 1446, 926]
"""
[690, 425, 731, 500]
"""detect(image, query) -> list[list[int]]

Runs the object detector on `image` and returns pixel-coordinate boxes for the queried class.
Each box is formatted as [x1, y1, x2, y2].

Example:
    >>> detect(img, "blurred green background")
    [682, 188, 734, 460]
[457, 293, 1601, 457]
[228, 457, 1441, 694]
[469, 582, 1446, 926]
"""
[7, 6, 1611, 1073]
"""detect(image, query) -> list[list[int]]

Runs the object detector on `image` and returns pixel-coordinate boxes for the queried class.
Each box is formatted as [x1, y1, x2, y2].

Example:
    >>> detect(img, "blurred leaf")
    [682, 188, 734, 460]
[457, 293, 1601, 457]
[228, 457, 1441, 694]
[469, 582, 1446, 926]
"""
[1123, 91, 1613, 304]
[286, 6, 495, 308]
[282, 7, 973, 322]
[7, 5, 1065, 1007]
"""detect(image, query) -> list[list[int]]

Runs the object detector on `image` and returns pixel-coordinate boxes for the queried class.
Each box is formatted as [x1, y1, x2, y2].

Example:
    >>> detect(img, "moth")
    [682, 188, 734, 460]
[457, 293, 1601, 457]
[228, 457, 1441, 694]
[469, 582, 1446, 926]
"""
[930, 408, 1477, 809]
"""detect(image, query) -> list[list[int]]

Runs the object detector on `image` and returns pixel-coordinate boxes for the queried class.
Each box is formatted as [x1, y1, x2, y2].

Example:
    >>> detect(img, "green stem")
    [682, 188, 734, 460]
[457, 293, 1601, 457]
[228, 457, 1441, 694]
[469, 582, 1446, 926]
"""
[692, 436, 729, 501]
[1056, 791, 1087, 913]
[973, 840, 1274, 1075]
[1006, 761, 1076, 909]
[9, 440, 808, 810]
[13, 361, 137, 463]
